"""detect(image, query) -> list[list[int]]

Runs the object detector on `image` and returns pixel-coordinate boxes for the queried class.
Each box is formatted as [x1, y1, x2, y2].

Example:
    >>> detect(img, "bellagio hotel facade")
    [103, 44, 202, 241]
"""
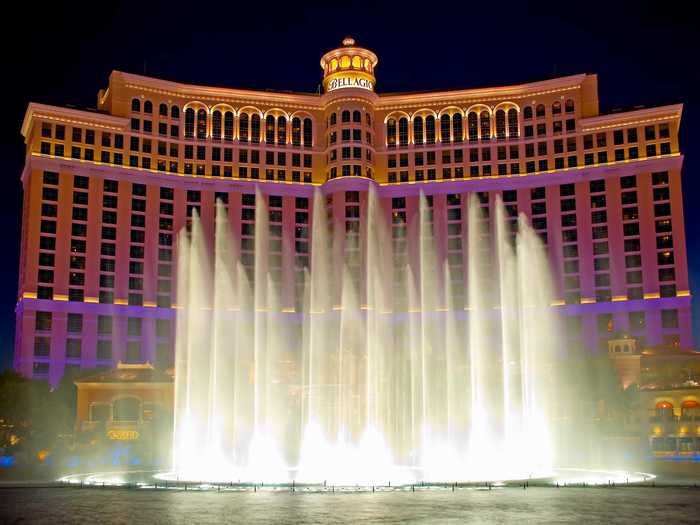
[15, 38, 691, 384]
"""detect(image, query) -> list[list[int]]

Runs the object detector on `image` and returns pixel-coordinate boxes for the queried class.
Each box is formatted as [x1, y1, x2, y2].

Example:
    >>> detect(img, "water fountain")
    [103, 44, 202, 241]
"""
[171, 188, 558, 484]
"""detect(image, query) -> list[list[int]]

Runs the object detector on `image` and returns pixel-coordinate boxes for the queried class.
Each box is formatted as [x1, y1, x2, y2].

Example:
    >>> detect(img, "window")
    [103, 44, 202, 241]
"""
[127, 317, 142, 336]
[91, 339, 110, 361]
[661, 309, 679, 329]
[467, 112, 478, 140]
[591, 210, 607, 224]
[34, 337, 50, 357]
[426, 116, 436, 144]
[35, 311, 52, 331]
[386, 119, 396, 147]
[653, 187, 670, 201]
[66, 339, 81, 359]
[507, 109, 518, 138]
[479, 111, 490, 139]
[399, 118, 409, 146]
[212, 110, 222, 140]
[655, 203, 671, 217]
[277, 116, 287, 145]
[495, 110, 506, 139]
[184, 108, 195, 138]
[98, 315, 113, 335]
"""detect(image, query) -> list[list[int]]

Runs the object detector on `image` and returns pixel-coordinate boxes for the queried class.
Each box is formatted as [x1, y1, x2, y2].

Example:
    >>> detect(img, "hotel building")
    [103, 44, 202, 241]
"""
[16, 38, 691, 385]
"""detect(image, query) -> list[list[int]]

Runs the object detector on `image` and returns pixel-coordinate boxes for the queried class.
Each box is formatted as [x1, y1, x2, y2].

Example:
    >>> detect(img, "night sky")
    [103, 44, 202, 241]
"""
[1, 0, 697, 368]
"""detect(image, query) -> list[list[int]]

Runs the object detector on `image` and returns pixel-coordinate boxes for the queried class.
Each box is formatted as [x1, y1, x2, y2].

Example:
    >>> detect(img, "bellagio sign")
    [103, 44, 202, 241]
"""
[326, 75, 374, 92]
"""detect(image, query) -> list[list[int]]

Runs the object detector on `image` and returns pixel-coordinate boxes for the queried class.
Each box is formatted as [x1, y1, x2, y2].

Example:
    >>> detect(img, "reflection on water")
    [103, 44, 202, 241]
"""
[1, 487, 698, 524]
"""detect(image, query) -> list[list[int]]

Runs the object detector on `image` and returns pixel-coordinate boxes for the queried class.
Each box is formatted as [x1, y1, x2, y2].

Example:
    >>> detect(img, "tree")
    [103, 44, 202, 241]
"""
[0, 370, 74, 457]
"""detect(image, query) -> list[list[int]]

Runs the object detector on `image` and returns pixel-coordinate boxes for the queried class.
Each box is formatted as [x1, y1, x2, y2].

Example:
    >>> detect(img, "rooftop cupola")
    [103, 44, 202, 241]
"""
[320, 37, 378, 94]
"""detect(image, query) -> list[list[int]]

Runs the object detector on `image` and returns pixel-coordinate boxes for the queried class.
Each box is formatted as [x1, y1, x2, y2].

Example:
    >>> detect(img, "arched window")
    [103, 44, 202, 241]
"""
[329, 112, 337, 126]
[212, 110, 222, 141]
[143, 100, 153, 114]
[453, 114, 463, 143]
[184, 108, 195, 138]
[131, 98, 141, 112]
[413, 116, 424, 145]
[352, 110, 361, 123]
[224, 112, 234, 141]
[366, 113, 372, 126]
[251, 114, 261, 143]
[196, 109, 207, 139]
[440, 114, 451, 143]
[682, 400, 700, 417]
[425, 115, 436, 144]
[292, 117, 302, 146]
[565, 99, 575, 113]
[386, 118, 397, 147]
[159, 103, 168, 116]
[303, 118, 312, 148]
[265, 115, 275, 145]
[171, 105, 180, 119]
[507, 109, 518, 138]
[467, 112, 478, 141]
[277, 116, 287, 145]
[536, 104, 546, 118]
[113, 397, 140, 422]
[552, 101, 562, 114]
[341, 110, 351, 123]
[495, 110, 506, 139]
[523, 106, 533, 120]
[655, 401, 674, 420]
[398, 117, 409, 146]
[479, 111, 491, 140]
[239, 113, 249, 142]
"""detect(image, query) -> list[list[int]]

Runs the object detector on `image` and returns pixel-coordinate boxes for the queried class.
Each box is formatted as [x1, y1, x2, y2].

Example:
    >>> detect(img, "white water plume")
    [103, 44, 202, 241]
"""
[172, 188, 558, 484]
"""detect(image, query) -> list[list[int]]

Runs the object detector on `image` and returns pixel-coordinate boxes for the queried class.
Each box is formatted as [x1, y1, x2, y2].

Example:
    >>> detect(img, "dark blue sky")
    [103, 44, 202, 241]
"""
[1, 0, 698, 368]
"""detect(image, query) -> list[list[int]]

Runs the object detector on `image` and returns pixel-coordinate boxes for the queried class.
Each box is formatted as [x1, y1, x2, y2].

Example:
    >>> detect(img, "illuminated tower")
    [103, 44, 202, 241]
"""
[320, 38, 378, 181]
[320, 37, 378, 94]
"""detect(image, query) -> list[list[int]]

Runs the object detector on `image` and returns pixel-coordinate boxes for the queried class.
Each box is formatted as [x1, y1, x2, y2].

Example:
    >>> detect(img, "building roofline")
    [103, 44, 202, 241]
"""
[112, 71, 324, 106]
[375, 73, 593, 106]
[580, 104, 683, 131]
[21, 102, 128, 139]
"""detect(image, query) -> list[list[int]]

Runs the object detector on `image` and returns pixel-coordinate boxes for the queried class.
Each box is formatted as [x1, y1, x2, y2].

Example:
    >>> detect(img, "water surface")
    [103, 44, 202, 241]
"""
[1, 487, 698, 524]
